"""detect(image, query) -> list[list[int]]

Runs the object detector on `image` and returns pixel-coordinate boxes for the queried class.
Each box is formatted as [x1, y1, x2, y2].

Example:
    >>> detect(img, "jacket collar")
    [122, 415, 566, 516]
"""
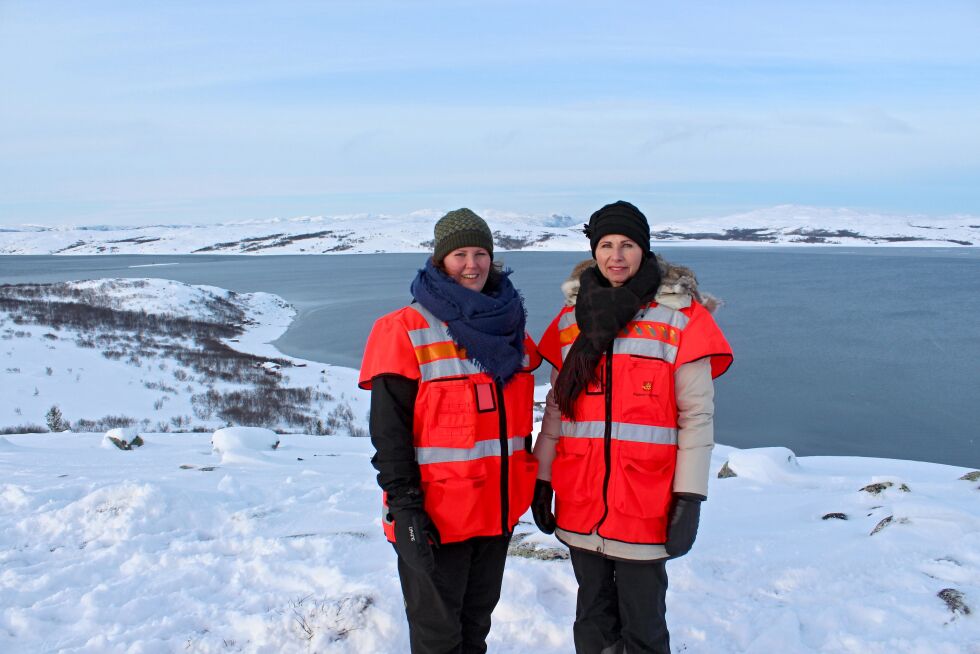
[561, 257, 720, 313]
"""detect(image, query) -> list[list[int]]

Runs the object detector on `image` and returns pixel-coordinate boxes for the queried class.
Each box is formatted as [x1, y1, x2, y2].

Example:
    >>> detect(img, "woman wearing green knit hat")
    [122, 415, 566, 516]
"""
[359, 208, 541, 653]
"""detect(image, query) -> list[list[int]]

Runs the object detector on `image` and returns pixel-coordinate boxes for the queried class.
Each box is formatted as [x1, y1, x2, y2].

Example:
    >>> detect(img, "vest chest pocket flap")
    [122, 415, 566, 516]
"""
[417, 379, 477, 448]
[619, 356, 672, 425]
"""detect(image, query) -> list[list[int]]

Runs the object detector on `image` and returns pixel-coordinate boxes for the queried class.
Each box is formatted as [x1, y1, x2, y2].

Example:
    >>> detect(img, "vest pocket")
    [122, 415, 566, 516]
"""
[422, 463, 492, 540]
[620, 356, 671, 424]
[419, 379, 477, 448]
[552, 437, 601, 506]
[609, 445, 674, 520]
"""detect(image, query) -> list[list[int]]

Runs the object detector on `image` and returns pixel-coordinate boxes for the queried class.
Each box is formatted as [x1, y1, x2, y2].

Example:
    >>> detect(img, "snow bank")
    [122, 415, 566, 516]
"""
[720, 446, 811, 485]
[211, 426, 281, 457]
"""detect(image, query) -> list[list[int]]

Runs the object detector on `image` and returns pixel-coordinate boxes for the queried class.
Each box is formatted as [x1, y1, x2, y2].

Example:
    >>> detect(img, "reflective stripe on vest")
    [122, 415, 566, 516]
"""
[407, 326, 451, 348]
[420, 357, 484, 380]
[612, 337, 677, 362]
[409, 305, 479, 381]
[416, 435, 527, 465]
[558, 302, 688, 364]
[409, 305, 532, 380]
[640, 304, 690, 331]
[559, 420, 678, 445]
[562, 331, 677, 363]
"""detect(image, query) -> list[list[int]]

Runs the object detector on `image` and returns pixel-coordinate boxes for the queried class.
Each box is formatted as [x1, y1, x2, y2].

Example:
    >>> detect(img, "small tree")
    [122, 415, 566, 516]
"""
[45, 405, 68, 432]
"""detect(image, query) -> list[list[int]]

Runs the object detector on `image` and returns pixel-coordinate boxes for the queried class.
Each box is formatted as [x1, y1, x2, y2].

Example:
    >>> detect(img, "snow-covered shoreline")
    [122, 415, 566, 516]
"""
[1, 205, 977, 255]
[0, 278, 368, 437]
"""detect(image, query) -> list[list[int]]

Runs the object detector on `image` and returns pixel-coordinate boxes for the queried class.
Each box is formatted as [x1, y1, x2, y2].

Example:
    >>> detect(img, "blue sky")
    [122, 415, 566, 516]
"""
[1, 0, 979, 226]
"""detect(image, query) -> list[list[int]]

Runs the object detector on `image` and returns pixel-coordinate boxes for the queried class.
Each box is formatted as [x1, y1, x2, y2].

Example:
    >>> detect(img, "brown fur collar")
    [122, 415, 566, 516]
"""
[560, 258, 721, 313]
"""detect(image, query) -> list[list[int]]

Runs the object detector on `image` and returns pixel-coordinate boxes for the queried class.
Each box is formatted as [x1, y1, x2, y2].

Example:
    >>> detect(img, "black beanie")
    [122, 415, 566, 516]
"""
[584, 200, 651, 257]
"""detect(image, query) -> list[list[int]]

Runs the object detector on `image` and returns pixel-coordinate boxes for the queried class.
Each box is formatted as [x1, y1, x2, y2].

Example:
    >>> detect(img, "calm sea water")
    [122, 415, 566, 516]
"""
[1, 248, 977, 467]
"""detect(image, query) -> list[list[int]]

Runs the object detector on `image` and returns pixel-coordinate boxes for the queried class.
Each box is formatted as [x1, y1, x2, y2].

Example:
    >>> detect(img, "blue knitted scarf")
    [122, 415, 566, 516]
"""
[410, 259, 526, 383]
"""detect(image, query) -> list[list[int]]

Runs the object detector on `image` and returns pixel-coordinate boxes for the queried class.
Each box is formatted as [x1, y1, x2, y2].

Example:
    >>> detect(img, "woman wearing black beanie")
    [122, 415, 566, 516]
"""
[532, 201, 733, 653]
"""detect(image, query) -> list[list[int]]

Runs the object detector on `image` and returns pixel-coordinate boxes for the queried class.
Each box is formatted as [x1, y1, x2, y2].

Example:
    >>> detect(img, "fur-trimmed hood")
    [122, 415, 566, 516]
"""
[560, 258, 721, 313]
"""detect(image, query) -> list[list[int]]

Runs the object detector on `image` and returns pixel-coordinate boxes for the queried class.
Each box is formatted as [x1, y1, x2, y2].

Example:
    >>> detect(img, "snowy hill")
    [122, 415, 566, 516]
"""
[0, 278, 367, 436]
[0, 434, 977, 653]
[0, 205, 977, 255]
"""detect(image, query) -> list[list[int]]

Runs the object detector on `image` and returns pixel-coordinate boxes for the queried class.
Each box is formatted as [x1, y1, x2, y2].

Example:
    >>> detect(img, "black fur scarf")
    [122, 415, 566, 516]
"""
[554, 256, 661, 419]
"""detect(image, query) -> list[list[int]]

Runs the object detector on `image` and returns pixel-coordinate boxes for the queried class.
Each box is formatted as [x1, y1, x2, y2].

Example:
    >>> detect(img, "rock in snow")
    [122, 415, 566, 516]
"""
[102, 427, 145, 451]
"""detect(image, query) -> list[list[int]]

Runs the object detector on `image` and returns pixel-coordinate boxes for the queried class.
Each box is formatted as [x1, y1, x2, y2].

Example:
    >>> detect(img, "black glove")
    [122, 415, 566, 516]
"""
[664, 495, 702, 557]
[388, 489, 441, 574]
[531, 479, 556, 534]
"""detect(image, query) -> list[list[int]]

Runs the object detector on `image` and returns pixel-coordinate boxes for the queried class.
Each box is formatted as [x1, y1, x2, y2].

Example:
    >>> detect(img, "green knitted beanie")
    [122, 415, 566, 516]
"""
[433, 208, 494, 263]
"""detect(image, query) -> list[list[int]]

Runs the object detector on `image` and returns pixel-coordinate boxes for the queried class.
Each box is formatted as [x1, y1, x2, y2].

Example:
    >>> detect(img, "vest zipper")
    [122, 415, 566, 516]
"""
[495, 379, 510, 536]
[596, 345, 614, 532]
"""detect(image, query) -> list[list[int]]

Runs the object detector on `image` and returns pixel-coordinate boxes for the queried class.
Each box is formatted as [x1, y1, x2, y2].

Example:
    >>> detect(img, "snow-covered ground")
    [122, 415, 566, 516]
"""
[1, 434, 977, 653]
[0, 205, 977, 255]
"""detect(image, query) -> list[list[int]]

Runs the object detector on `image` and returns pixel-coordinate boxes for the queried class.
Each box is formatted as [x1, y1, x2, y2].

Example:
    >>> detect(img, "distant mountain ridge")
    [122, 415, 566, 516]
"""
[1, 205, 976, 255]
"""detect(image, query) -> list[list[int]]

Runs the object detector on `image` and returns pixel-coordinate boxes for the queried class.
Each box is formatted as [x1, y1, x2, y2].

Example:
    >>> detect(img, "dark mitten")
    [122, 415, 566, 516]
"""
[388, 489, 441, 575]
[665, 496, 702, 557]
[531, 479, 557, 534]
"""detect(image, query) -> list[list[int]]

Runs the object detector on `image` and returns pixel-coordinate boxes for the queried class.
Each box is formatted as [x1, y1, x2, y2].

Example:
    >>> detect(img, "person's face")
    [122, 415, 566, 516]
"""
[595, 234, 643, 287]
[442, 247, 491, 292]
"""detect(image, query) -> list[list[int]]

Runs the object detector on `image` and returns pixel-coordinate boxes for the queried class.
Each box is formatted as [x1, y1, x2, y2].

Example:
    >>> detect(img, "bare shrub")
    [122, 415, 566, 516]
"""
[0, 424, 47, 434]
[326, 402, 367, 437]
[0, 282, 339, 435]
[72, 415, 135, 432]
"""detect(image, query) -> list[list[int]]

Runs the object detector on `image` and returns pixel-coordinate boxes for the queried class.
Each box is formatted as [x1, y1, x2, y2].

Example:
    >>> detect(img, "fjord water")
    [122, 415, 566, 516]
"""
[2, 248, 977, 467]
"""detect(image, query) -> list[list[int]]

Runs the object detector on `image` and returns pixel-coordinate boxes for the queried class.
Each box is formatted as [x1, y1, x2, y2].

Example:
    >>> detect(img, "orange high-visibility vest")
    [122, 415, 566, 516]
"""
[538, 299, 732, 544]
[360, 303, 541, 544]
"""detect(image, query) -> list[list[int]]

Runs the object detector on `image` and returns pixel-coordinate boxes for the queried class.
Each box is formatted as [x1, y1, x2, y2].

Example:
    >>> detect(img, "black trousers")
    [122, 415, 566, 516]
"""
[395, 535, 511, 654]
[569, 548, 670, 654]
